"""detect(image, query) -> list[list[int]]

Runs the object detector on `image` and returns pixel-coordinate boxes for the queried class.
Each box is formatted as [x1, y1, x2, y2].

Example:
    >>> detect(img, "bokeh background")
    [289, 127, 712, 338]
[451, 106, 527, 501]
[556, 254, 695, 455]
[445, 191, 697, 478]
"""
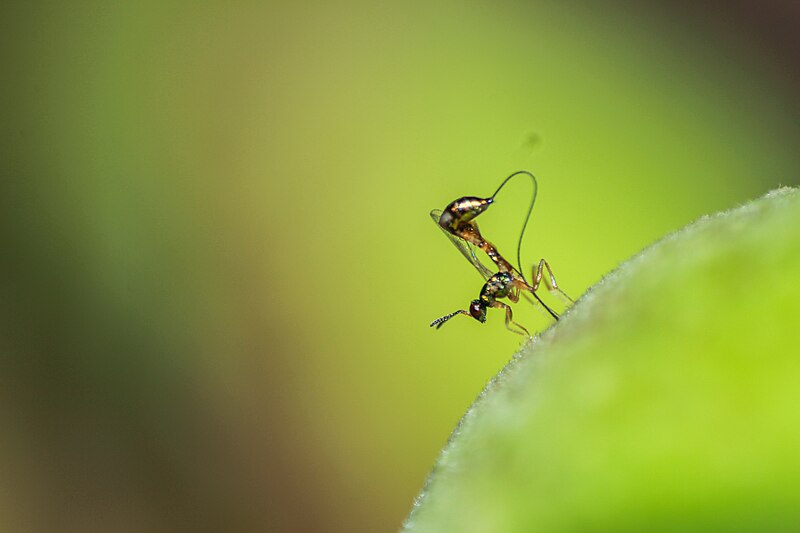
[2, 1, 799, 531]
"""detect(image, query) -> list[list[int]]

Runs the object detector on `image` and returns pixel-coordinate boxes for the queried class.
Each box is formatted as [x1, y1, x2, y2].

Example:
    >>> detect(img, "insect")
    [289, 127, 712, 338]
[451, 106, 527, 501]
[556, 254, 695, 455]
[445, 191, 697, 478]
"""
[430, 170, 573, 336]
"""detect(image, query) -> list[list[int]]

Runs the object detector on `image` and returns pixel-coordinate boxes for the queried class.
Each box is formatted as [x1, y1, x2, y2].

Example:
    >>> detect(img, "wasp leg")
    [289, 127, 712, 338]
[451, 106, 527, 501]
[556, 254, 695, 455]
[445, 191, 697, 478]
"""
[430, 309, 470, 329]
[491, 301, 530, 338]
[511, 278, 560, 320]
[532, 259, 574, 305]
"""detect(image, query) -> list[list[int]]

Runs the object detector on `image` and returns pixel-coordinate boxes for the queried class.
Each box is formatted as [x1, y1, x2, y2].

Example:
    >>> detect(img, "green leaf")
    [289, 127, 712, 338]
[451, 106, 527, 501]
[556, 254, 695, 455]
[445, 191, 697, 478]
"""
[404, 187, 800, 532]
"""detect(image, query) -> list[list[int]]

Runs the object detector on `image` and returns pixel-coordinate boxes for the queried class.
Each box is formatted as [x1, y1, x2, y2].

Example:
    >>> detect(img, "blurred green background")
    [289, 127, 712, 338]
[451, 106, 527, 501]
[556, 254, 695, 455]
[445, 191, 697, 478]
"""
[1, 1, 799, 531]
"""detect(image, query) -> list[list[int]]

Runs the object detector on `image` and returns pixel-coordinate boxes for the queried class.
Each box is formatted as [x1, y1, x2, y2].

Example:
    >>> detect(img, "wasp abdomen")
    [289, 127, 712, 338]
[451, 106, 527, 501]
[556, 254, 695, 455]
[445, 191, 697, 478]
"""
[439, 196, 492, 231]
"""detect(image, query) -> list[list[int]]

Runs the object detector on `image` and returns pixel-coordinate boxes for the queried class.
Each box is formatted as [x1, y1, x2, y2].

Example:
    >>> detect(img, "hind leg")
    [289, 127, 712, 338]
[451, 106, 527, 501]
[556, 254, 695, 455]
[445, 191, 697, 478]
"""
[532, 259, 574, 305]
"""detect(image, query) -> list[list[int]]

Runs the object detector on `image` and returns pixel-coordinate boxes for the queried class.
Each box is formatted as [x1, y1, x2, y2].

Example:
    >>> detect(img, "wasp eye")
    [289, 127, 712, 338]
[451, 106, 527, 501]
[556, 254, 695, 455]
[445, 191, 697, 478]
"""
[469, 300, 486, 322]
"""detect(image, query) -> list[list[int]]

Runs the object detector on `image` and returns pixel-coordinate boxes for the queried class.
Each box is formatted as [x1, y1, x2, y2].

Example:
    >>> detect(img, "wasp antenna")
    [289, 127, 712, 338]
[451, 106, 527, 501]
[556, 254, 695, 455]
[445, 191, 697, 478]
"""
[430, 309, 469, 329]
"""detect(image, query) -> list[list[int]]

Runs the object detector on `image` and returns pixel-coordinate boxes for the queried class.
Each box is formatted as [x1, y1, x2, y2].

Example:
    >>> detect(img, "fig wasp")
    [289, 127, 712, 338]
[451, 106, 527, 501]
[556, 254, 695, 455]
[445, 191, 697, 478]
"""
[430, 170, 573, 337]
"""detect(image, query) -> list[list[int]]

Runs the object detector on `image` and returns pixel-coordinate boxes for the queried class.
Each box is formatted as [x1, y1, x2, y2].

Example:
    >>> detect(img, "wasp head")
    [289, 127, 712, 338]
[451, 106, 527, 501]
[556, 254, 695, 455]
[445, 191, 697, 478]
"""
[469, 299, 487, 323]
